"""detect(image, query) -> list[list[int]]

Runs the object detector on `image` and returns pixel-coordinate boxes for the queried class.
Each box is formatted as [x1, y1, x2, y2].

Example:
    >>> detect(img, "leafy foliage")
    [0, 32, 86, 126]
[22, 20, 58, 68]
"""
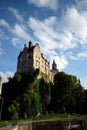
[7, 100, 20, 120]
[51, 72, 85, 114]
[1, 71, 87, 120]
[2, 71, 51, 120]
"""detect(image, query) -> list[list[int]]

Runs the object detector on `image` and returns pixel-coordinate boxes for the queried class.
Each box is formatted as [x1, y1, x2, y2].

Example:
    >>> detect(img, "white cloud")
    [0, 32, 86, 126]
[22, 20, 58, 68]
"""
[0, 19, 10, 29]
[28, 14, 87, 70]
[0, 48, 4, 55]
[28, 0, 58, 10]
[76, 0, 87, 10]
[0, 29, 10, 40]
[0, 20, 30, 49]
[44, 16, 58, 27]
[80, 77, 87, 89]
[57, 30, 77, 50]
[66, 51, 87, 61]
[11, 38, 20, 46]
[28, 16, 80, 69]
[11, 37, 26, 49]
[11, 37, 22, 46]
[0, 71, 14, 83]
[29, 17, 57, 49]
[51, 55, 68, 71]
[62, 7, 87, 44]
[9, 7, 24, 22]
[0, 19, 30, 48]
[77, 51, 87, 59]
[0, 42, 4, 55]
[28, 17, 77, 51]
[13, 24, 30, 41]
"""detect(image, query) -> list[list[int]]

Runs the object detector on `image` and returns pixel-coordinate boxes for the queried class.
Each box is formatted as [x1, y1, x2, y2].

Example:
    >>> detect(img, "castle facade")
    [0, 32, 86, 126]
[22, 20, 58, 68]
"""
[17, 41, 58, 81]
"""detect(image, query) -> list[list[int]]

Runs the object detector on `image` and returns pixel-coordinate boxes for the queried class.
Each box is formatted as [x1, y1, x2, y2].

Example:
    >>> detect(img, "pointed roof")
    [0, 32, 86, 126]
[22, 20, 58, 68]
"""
[52, 59, 57, 70]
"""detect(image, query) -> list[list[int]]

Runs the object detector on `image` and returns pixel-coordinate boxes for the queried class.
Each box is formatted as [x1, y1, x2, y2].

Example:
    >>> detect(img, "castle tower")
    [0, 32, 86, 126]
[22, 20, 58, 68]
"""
[52, 59, 57, 70]
[0, 76, 2, 95]
[29, 40, 32, 48]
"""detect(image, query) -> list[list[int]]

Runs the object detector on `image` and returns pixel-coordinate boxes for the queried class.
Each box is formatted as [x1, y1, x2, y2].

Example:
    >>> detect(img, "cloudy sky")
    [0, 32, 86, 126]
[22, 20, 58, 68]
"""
[0, 0, 87, 88]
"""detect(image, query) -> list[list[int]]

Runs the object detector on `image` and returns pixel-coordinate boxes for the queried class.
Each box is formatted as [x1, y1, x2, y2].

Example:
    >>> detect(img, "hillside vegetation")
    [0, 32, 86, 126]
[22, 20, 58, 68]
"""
[1, 70, 87, 120]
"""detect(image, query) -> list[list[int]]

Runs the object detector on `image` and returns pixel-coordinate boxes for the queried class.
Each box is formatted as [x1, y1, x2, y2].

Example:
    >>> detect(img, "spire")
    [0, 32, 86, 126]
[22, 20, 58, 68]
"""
[52, 59, 57, 70]
[29, 40, 32, 48]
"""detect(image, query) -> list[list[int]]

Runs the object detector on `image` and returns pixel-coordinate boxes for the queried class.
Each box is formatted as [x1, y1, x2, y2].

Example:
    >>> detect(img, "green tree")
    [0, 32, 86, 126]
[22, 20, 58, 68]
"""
[39, 78, 51, 114]
[20, 78, 42, 118]
[7, 100, 20, 120]
[52, 72, 84, 113]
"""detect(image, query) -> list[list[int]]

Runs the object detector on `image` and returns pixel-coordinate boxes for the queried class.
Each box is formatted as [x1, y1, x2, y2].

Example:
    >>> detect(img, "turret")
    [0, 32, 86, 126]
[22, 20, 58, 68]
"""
[52, 59, 57, 70]
[29, 40, 32, 48]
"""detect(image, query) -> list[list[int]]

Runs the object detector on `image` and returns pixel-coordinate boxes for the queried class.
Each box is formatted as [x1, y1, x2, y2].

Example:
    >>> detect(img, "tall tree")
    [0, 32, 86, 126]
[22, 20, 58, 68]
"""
[52, 72, 84, 113]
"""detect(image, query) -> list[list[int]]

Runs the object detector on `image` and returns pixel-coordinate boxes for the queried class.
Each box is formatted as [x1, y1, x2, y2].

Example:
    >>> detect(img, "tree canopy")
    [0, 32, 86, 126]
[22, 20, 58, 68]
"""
[51, 72, 85, 113]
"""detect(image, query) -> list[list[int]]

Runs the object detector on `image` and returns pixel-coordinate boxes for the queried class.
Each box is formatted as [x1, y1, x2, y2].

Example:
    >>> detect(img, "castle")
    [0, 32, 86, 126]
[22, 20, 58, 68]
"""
[17, 41, 58, 81]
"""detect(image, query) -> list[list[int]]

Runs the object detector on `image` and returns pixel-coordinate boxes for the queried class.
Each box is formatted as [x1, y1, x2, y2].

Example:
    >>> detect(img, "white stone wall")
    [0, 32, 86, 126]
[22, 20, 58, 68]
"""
[33, 44, 50, 75]
[33, 44, 41, 70]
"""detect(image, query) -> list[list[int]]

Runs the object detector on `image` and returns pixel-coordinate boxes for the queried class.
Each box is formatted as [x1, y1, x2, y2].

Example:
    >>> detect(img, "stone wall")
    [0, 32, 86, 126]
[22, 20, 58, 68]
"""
[15, 119, 87, 130]
[18, 122, 32, 130]
[32, 120, 68, 130]
[1, 118, 87, 130]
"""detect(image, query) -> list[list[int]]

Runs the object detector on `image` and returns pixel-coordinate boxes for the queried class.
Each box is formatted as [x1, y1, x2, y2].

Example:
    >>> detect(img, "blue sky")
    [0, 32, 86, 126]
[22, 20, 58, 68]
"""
[0, 0, 87, 89]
